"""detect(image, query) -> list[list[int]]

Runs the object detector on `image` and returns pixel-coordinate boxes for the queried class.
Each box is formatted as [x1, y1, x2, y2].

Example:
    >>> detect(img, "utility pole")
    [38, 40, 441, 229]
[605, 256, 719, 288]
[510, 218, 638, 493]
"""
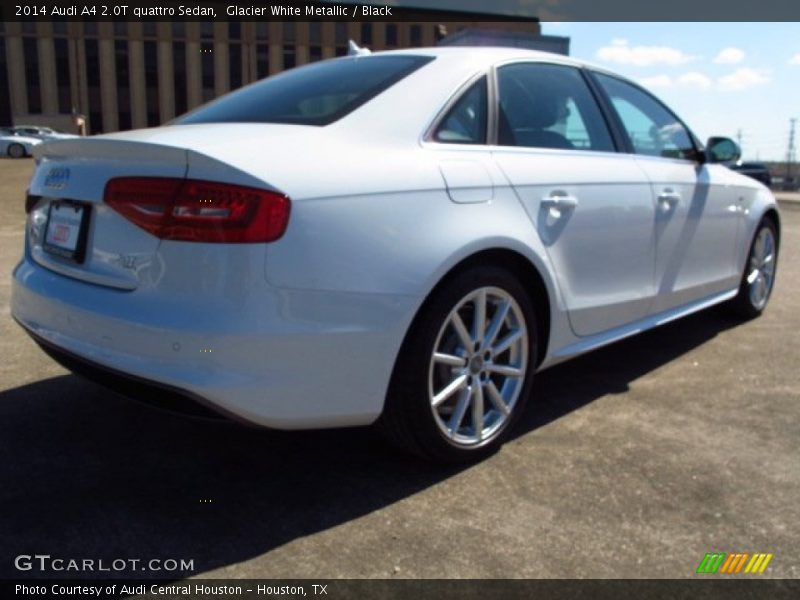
[787, 118, 797, 188]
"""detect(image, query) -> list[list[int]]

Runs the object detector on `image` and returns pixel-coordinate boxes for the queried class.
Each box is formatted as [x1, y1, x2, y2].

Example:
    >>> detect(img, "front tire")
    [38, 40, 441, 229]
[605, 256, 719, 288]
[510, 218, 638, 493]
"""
[7, 143, 25, 159]
[727, 217, 779, 319]
[378, 265, 537, 462]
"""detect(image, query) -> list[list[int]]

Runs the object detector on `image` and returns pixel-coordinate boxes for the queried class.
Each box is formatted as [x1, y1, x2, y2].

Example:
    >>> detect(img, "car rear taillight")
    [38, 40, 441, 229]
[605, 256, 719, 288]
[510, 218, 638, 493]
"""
[104, 177, 290, 243]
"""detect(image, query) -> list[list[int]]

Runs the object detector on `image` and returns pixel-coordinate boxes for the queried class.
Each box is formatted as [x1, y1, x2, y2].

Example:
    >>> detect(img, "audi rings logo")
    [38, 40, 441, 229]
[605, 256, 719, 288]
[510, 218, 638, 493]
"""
[44, 167, 70, 190]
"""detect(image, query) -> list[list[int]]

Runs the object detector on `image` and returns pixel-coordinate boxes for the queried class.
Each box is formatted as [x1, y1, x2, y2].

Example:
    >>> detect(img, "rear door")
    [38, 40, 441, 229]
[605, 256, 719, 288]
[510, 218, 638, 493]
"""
[491, 62, 656, 337]
[591, 72, 741, 314]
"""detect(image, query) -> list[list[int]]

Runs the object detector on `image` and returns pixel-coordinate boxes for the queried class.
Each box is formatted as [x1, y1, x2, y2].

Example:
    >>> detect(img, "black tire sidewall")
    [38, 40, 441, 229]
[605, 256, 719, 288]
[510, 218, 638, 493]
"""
[8, 144, 24, 158]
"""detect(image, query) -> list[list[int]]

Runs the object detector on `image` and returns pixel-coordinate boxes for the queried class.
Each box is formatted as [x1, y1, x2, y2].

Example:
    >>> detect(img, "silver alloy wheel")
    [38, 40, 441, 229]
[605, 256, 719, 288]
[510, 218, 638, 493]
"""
[8, 144, 25, 158]
[746, 226, 776, 310]
[428, 286, 529, 447]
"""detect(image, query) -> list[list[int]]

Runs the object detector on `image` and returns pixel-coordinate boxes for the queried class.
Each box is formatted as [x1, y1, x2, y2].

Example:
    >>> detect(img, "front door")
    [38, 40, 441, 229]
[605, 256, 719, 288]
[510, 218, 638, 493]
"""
[592, 72, 741, 314]
[491, 62, 657, 337]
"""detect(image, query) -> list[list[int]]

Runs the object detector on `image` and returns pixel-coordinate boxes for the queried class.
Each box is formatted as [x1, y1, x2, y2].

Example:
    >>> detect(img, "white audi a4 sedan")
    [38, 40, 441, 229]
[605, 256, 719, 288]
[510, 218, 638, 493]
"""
[12, 47, 779, 461]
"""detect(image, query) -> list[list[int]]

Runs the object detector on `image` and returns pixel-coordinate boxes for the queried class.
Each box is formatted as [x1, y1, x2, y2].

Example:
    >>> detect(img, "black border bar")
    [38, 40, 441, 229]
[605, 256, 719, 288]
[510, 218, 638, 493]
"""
[5, 578, 800, 600]
[2, 0, 799, 22]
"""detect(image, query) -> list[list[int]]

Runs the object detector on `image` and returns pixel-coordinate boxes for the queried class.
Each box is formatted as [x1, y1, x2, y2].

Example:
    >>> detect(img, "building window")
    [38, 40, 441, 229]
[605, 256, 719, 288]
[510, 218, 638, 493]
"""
[255, 22, 268, 41]
[282, 45, 295, 70]
[52, 21, 68, 35]
[256, 43, 269, 79]
[172, 41, 187, 115]
[172, 22, 185, 39]
[309, 23, 322, 45]
[201, 42, 215, 102]
[228, 22, 241, 41]
[283, 22, 296, 43]
[0, 38, 11, 126]
[335, 23, 348, 56]
[229, 43, 242, 89]
[201, 22, 214, 40]
[53, 38, 71, 114]
[22, 37, 41, 114]
[83, 22, 97, 37]
[114, 22, 127, 37]
[144, 40, 159, 126]
[22, 22, 36, 35]
[361, 23, 372, 45]
[85, 38, 102, 132]
[410, 25, 422, 47]
[142, 22, 157, 38]
[386, 25, 398, 47]
[115, 40, 131, 130]
[309, 23, 323, 61]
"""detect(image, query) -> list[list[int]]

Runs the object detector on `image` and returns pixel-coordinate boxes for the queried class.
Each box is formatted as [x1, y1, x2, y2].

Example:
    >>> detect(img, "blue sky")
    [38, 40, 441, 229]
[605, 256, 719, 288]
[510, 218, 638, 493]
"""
[540, 22, 800, 161]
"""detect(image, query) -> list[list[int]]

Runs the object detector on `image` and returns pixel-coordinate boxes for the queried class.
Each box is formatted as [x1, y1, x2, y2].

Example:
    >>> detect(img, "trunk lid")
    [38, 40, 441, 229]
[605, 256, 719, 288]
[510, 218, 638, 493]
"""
[28, 140, 189, 290]
[28, 128, 296, 290]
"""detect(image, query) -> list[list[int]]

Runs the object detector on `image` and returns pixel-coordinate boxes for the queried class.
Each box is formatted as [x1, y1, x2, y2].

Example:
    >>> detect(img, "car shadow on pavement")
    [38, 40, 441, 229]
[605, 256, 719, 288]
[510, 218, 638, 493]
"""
[0, 308, 738, 579]
[518, 308, 739, 434]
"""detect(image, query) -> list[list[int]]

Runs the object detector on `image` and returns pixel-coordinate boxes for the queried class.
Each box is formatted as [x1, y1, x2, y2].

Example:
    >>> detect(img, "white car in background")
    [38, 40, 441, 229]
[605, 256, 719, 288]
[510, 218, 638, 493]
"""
[11, 48, 780, 461]
[0, 132, 41, 158]
[7, 125, 80, 141]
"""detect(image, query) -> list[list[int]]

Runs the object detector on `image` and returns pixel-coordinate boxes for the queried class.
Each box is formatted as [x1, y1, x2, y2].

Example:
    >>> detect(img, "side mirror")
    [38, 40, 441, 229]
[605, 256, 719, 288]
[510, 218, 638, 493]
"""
[706, 136, 741, 164]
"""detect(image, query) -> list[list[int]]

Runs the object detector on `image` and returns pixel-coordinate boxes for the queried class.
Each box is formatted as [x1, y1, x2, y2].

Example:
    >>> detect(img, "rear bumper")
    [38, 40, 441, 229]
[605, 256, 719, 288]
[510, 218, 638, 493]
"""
[11, 257, 419, 429]
[17, 321, 236, 422]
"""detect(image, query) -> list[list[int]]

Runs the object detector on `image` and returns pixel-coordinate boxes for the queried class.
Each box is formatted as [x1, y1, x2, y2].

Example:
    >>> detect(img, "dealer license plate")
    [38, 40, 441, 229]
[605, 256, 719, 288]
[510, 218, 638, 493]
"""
[43, 201, 90, 263]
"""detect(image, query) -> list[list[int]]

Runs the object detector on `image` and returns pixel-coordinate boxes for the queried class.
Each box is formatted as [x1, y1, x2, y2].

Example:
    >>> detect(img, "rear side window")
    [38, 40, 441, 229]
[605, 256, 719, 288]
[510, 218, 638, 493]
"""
[176, 55, 434, 126]
[434, 77, 487, 144]
[497, 63, 615, 152]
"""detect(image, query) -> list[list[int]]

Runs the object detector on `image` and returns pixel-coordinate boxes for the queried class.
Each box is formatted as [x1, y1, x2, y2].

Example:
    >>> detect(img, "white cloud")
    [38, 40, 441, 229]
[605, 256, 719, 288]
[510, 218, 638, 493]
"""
[639, 75, 673, 88]
[790, 53, 800, 65]
[717, 68, 770, 91]
[596, 40, 697, 67]
[713, 47, 745, 64]
[678, 72, 712, 89]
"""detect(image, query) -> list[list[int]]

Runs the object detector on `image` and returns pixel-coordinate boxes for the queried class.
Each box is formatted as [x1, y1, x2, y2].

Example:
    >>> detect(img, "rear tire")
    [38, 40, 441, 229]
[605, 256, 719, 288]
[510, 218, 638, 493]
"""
[727, 217, 778, 319]
[7, 143, 25, 159]
[378, 265, 537, 462]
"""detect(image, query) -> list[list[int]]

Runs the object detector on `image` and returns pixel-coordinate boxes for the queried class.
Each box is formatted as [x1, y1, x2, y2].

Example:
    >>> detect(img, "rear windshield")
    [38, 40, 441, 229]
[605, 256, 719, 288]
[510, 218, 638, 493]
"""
[175, 55, 434, 127]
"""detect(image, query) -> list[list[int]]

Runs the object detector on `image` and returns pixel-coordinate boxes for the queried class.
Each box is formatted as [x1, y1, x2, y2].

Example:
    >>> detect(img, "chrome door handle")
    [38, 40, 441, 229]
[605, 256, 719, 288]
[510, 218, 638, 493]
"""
[541, 193, 579, 210]
[657, 189, 681, 210]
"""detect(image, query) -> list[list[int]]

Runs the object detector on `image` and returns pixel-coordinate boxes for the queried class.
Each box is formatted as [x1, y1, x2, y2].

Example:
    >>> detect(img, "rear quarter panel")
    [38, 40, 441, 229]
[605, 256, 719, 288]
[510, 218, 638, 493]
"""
[264, 147, 558, 296]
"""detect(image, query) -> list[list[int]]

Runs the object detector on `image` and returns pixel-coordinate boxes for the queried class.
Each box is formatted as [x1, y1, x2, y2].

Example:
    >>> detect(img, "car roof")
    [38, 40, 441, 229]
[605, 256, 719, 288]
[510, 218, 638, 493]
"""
[374, 45, 606, 72]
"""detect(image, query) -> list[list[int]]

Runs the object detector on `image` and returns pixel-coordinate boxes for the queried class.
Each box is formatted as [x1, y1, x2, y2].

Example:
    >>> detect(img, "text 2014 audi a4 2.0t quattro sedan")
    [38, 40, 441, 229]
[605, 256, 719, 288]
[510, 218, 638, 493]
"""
[12, 48, 779, 461]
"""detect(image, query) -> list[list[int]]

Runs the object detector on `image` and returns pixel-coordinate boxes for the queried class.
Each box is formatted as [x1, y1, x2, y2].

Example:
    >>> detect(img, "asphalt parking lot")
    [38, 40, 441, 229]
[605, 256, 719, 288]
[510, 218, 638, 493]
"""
[0, 158, 798, 580]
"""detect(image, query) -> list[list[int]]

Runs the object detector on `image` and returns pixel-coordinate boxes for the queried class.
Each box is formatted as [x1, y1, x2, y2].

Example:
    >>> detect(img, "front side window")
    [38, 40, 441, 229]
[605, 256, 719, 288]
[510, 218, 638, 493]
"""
[496, 63, 615, 152]
[177, 55, 433, 127]
[434, 77, 487, 144]
[593, 72, 696, 160]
